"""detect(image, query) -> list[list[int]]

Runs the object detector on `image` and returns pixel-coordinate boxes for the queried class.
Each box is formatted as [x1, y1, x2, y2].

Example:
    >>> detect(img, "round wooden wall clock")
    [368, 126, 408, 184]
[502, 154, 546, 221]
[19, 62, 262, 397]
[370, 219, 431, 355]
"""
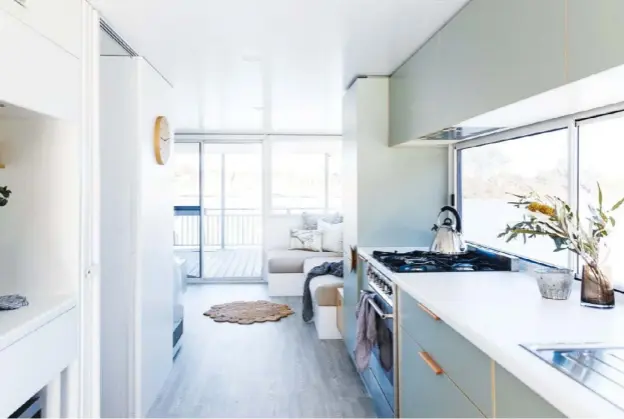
[153, 116, 172, 165]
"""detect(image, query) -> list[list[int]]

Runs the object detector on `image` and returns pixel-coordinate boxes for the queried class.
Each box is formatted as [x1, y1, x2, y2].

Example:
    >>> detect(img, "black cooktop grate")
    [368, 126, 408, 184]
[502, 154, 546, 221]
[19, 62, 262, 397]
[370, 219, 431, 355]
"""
[372, 249, 513, 273]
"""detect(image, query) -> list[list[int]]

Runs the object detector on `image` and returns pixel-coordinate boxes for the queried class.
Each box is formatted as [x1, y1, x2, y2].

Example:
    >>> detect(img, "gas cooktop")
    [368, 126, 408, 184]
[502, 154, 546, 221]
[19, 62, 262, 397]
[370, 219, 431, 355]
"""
[372, 249, 516, 273]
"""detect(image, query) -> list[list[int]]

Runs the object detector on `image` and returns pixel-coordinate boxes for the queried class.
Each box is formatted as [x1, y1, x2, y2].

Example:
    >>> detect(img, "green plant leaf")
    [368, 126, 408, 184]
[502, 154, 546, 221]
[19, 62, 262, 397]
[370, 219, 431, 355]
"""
[612, 197, 624, 212]
[598, 182, 604, 209]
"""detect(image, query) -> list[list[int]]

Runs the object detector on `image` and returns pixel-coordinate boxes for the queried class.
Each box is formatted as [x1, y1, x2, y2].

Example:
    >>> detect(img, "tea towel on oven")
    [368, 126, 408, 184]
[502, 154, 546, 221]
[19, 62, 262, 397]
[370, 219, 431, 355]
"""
[377, 315, 393, 371]
[355, 291, 377, 372]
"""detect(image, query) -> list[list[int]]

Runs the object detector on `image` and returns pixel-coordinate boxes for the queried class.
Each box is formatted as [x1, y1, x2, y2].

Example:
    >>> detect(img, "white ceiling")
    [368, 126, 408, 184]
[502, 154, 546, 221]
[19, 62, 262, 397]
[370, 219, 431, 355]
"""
[91, 0, 468, 132]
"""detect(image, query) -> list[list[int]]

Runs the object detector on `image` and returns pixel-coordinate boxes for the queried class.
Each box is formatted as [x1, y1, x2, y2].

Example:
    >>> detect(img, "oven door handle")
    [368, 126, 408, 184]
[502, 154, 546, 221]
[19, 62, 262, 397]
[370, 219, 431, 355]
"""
[361, 290, 394, 320]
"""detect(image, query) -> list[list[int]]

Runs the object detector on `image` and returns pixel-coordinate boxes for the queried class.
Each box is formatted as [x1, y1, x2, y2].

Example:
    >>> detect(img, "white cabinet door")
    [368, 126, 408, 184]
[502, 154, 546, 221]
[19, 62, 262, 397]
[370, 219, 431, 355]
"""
[0, 308, 78, 418]
[0, 10, 80, 121]
[0, 0, 81, 57]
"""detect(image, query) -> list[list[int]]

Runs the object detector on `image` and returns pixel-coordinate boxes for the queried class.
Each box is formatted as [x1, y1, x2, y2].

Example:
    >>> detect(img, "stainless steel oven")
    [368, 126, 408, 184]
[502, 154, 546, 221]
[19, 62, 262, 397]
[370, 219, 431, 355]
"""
[361, 264, 397, 418]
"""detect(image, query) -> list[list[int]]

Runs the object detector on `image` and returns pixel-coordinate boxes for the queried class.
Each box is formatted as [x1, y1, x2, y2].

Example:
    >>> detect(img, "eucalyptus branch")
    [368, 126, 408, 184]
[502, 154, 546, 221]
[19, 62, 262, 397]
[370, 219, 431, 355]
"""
[500, 183, 623, 279]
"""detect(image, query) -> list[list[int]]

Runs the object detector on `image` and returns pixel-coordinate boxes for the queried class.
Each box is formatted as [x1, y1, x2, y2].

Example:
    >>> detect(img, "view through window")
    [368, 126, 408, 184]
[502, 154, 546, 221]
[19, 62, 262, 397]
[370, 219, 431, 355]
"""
[460, 129, 570, 267]
[271, 138, 342, 214]
[579, 115, 624, 289]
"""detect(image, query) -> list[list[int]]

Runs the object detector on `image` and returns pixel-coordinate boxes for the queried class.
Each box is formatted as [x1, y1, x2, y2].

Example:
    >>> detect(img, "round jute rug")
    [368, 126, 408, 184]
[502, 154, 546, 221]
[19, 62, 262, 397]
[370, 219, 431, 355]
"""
[203, 300, 294, 324]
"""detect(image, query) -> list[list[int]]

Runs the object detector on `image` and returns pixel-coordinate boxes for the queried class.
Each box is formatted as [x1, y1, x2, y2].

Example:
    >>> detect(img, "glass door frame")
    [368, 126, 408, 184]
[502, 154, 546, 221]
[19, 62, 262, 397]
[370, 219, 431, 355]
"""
[176, 136, 265, 280]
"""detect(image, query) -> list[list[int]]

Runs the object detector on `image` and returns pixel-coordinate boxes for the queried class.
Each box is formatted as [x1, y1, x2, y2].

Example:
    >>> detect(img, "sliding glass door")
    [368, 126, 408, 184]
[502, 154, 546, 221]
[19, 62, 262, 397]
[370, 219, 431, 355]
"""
[173, 141, 263, 281]
[202, 143, 263, 280]
[173, 143, 202, 278]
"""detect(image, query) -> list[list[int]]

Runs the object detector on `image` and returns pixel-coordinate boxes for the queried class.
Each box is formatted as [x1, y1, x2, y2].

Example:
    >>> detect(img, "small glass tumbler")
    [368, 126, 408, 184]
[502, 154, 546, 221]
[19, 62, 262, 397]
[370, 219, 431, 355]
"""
[535, 268, 574, 300]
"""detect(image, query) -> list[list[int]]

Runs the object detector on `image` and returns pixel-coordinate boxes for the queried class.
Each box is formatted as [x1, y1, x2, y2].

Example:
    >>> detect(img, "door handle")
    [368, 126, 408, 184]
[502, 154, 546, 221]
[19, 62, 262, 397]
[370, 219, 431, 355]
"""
[419, 352, 443, 375]
[350, 245, 358, 272]
[418, 303, 440, 321]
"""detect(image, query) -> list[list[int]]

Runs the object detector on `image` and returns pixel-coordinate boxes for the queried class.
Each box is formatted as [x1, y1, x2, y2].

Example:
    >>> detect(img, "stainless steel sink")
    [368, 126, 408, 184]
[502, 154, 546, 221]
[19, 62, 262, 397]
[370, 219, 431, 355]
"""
[521, 343, 624, 411]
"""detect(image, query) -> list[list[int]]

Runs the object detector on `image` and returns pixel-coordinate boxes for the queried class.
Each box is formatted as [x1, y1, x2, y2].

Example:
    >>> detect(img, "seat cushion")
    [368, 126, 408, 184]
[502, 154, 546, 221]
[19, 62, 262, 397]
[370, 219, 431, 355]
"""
[303, 256, 343, 275]
[310, 275, 344, 306]
[267, 250, 342, 274]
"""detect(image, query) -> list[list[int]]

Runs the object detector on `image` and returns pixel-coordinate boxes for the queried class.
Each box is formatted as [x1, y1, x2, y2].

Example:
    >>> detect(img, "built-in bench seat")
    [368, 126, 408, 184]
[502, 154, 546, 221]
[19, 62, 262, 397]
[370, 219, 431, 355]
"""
[266, 250, 341, 296]
[304, 257, 344, 340]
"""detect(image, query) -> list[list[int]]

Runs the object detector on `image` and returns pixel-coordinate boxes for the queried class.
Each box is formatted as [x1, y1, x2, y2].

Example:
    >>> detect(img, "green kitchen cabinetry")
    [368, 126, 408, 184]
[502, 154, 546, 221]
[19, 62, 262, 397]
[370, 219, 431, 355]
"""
[398, 289, 567, 418]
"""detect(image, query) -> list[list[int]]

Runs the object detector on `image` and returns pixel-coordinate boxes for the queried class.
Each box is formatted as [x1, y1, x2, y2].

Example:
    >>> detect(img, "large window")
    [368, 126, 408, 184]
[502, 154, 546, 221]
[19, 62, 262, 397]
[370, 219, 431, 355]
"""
[458, 109, 624, 291]
[578, 115, 624, 289]
[173, 143, 200, 207]
[270, 138, 342, 214]
[460, 129, 570, 267]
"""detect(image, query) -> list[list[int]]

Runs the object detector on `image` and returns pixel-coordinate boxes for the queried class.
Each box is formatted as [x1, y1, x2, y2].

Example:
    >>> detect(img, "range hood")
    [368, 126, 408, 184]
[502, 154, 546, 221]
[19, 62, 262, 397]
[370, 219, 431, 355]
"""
[418, 125, 505, 141]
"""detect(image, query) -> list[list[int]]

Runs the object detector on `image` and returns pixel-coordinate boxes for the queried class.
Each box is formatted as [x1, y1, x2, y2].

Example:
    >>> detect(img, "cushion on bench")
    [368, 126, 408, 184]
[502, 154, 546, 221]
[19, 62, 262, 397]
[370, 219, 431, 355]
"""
[310, 275, 344, 306]
[303, 256, 343, 275]
[267, 250, 342, 274]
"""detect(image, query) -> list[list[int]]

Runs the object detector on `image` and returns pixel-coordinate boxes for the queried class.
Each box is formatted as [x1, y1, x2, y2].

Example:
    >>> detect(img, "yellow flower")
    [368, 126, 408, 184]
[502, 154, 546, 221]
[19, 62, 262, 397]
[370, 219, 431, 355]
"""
[539, 204, 556, 217]
[527, 202, 556, 217]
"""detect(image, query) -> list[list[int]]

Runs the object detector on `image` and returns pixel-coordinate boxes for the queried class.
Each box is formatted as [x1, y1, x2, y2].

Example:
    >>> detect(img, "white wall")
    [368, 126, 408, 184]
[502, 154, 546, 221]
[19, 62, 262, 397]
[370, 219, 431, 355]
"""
[136, 58, 175, 416]
[0, 116, 80, 295]
[100, 56, 174, 418]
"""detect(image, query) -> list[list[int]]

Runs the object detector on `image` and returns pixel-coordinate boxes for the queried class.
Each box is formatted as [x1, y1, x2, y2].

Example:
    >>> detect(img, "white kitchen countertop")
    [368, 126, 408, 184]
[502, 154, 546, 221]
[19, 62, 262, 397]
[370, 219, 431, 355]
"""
[359, 247, 624, 418]
[0, 291, 76, 352]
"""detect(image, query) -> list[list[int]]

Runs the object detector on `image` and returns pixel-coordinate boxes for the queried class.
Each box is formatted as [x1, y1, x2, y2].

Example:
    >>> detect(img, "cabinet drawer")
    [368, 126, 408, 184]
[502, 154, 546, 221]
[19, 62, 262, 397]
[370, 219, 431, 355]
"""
[399, 328, 485, 418]
[399, 290, 492, 416]
[495, 363, 564, 418]
[0, 307, 78, 418]
[0, 10, 80, 121]
[0, 0, 81, 57]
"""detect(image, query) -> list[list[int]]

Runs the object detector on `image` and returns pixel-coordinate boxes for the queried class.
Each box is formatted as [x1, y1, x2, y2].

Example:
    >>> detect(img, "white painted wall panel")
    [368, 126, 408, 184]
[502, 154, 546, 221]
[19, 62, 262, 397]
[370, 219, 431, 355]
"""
[136, 58, 174, 416]
[100, 56, 173, 418]
[99, 57, 137, 418]
[0, 117, 81, 295]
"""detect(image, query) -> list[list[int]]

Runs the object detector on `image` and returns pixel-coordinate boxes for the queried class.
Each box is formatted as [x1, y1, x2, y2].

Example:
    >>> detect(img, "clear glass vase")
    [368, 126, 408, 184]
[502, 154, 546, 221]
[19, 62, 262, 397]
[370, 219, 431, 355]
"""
[535, 268, 574, 300]
[581, 265, 615, 309]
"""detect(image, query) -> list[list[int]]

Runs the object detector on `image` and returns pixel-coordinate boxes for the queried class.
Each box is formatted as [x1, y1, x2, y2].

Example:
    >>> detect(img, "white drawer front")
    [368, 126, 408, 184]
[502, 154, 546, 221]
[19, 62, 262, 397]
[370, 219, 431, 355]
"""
[0, 0, 81, 57]
[0, 307, 78, 418]
[0, 9, 80, 121]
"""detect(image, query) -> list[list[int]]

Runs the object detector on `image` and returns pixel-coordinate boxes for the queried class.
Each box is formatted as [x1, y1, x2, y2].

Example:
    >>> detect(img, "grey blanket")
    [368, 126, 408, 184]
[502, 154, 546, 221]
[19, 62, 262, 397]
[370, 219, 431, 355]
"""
[302, 261, 344, 322]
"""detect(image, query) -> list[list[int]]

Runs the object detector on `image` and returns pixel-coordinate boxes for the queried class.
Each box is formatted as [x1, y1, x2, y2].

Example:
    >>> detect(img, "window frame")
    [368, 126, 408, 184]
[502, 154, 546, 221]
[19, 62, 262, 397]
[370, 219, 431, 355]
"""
[267, 136, 342, 215]
[453, 101, 624, 288]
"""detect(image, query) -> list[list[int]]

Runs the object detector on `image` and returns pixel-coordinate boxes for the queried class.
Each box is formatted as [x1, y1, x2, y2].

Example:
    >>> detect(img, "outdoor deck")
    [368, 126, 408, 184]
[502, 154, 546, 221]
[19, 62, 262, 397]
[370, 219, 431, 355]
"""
[177, 247, 263, 280]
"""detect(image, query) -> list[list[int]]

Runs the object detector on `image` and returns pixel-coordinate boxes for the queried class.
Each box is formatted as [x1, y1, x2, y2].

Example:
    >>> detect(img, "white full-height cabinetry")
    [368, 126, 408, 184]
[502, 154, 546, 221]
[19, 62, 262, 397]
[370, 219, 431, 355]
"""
[0, 1, 81, 121]
[0, 0, 82, 57]
[341, 76, 449, 416]
[0, 0, 90, 417]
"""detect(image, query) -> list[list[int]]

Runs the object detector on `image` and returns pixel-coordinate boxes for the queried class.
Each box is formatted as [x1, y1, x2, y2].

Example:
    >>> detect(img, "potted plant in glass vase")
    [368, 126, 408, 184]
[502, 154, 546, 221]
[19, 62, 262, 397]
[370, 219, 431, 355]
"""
[499, 184, 624, 308]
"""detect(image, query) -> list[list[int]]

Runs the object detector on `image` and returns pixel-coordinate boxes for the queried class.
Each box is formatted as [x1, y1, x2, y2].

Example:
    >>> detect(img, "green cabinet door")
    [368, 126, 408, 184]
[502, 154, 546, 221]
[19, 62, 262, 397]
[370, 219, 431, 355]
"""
[495, 363, 565, 418]
[399, 327, 485, 418]
[567, 0, 624, 83]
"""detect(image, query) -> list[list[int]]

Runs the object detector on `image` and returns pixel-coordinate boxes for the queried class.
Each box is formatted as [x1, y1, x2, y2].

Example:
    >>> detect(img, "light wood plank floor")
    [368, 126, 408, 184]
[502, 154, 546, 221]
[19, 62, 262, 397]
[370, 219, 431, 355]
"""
[179, 248, 263, 279]
[147, 284, 376, 418]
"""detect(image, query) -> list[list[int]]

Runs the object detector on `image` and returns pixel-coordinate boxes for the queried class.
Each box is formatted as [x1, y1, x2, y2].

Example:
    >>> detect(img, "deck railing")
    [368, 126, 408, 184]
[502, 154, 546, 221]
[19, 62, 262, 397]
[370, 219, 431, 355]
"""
[174, 206, 262, 248]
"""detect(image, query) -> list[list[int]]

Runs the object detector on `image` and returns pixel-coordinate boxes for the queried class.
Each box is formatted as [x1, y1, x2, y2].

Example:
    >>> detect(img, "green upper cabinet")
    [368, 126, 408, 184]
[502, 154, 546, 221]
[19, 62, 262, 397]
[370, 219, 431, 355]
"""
[390, 0, 566, 146]
[567, 0, 624, 83]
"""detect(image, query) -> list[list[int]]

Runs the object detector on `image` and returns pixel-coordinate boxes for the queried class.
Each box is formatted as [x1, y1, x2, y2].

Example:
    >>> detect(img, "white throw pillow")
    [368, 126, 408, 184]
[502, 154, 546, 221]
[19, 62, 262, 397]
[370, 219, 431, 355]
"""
[289, 229, 323, 252]
[318, 220, 343, 253]
[301, 211, 343, 230]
